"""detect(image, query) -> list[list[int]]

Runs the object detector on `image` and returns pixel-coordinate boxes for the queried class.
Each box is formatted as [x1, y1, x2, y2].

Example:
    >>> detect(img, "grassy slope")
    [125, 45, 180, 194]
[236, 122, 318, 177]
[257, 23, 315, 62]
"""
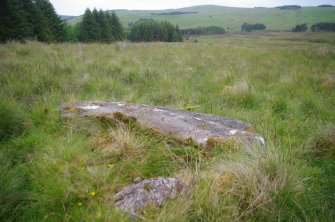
[68, 5, 335, 31]
[0, 33, 335, 221]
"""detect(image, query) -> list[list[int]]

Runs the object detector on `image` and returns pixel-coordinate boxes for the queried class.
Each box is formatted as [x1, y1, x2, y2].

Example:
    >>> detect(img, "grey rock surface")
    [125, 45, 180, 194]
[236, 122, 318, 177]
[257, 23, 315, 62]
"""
[113, 178, 186, 215]
[61, 101, 265, 147]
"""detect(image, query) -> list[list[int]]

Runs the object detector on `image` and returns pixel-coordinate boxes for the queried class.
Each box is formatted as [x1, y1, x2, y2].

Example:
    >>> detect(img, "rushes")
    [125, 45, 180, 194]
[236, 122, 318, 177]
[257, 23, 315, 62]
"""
[215, 146, 306, 220]
[172, 145, 307, 221]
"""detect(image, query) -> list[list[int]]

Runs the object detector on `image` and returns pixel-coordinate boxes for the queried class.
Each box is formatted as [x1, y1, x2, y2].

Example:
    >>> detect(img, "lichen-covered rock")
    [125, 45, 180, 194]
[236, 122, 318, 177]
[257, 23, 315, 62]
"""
[61, 101, 265, 148]
[113, 178, 186, 215]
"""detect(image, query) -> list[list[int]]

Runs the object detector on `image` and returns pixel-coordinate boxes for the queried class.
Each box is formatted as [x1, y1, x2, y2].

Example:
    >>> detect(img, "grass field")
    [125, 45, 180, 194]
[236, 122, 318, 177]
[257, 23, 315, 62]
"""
[68, 5, 335, 31]
[1, 32, 335, 221]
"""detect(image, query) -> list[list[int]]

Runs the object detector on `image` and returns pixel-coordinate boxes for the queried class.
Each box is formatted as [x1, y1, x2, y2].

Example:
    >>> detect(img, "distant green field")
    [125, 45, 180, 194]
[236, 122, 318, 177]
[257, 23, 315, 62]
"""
[67, 5, 335, 31]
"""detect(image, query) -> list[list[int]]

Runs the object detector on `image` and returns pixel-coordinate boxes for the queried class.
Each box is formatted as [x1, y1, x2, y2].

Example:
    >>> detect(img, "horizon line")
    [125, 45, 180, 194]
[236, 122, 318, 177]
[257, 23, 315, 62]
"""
[59, 4, 330, 16]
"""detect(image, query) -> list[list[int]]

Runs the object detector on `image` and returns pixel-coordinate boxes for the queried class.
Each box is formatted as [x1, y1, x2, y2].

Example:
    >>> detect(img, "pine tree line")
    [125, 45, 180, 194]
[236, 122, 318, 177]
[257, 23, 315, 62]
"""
[128, 19, 182, 42]
[0, 0, 183, 43]
[77, 9, 124, 43]
[181, 26, 226, 36]
[0, 0, 67, 42]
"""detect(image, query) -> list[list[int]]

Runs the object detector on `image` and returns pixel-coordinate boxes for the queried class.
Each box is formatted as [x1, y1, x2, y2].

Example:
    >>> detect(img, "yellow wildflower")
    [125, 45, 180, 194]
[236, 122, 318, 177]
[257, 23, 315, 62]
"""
[180, 105, 200, 111]
[107, 164, 114, 169]
[90, 191, 96, 197]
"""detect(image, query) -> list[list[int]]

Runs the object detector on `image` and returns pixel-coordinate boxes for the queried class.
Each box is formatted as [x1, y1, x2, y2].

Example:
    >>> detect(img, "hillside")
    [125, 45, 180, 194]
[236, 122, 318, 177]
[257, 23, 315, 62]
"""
[67, 5, 335, 31]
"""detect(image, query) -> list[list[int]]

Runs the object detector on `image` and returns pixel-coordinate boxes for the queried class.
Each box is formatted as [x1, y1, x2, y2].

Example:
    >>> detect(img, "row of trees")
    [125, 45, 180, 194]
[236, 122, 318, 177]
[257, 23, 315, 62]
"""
[128, 19, 182, 42]
[0, 0, 67, 42]
[181, 26, 226, 36]
[318, 5, 333, 7]
[311, 23, 335, 32]
[0, 0, 182, 43]
[292, 23, 335, 32]
[241, 23, 266, 32]
[77, 9, 124, 42]
[276, 5, 301, 10]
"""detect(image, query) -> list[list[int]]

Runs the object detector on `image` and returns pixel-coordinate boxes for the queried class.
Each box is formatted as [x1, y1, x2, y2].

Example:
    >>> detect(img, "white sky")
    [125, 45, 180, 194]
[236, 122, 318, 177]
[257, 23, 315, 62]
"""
[50, 0, 335, 16]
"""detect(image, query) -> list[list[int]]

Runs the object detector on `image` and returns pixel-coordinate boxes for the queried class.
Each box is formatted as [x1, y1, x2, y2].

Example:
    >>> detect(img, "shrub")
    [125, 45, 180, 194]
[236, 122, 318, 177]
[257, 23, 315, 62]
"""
[311, 22, 335, 32]
[241, 23, 266, 32]
[292, 24, 308, 32]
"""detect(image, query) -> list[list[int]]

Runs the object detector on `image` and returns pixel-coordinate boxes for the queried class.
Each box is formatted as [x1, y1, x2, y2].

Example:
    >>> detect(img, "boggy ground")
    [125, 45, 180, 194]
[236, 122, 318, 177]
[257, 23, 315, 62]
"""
[0, 32, 334, 221]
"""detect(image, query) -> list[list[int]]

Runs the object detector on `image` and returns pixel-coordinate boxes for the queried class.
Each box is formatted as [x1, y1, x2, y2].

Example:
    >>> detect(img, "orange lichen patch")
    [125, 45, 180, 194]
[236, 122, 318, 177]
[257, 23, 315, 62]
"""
[320, 79, 335, 91]
[166, 134, 196, 146]
[246, 126, 256, 133]
[215, 173, 236, 194]
[63, 106, 84, 114]
[92, 101, 102, 105]
[143, 183, 152, 191]
[64, 99, 77, 106]
[113, 112, 137, 124]
[206, 136, 242, 152]
[93, 112, 115, 124]
[144, 127, 164, 138]
[144, 127, 196, 146]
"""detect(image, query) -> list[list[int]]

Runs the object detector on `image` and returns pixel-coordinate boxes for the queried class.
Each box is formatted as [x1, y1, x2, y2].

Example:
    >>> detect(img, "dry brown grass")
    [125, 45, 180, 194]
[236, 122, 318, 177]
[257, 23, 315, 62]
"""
[92, 125, 147, 159]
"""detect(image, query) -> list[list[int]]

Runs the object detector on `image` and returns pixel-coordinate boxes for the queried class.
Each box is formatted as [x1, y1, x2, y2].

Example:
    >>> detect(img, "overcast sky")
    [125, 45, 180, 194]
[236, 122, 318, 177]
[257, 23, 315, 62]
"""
[50, 0, 335, 16]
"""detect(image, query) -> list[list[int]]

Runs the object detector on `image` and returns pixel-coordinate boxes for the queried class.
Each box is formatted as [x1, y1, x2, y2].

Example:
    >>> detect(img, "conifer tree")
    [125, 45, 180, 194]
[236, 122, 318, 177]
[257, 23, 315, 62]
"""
[110, 11, 124, 41]
[34, 0, 66, 42]
[78, 8, 100, 42]
[0, 0, 32, 42]
[0, 0, 67, 42]
[97, 10, 112, 43]
[91, 8, 102, 41]
[104, 12, 114, 42]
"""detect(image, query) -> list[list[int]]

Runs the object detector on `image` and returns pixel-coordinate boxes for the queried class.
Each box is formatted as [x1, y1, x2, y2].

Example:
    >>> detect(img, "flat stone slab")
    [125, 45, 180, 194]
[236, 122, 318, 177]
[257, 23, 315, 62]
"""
[113, 178, 186, 215]
[61, 101, 265, 147]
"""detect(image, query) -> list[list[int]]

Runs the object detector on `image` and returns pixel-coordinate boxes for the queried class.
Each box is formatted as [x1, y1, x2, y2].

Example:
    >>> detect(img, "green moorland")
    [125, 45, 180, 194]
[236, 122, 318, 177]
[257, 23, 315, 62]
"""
[67, 5, 335, 31]
[1, 32, 335, 221]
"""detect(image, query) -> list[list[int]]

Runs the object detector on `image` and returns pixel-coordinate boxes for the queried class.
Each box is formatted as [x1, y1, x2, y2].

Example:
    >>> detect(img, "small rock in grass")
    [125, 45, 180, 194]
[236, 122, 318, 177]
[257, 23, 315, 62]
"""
[113, 178, 186, 216]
